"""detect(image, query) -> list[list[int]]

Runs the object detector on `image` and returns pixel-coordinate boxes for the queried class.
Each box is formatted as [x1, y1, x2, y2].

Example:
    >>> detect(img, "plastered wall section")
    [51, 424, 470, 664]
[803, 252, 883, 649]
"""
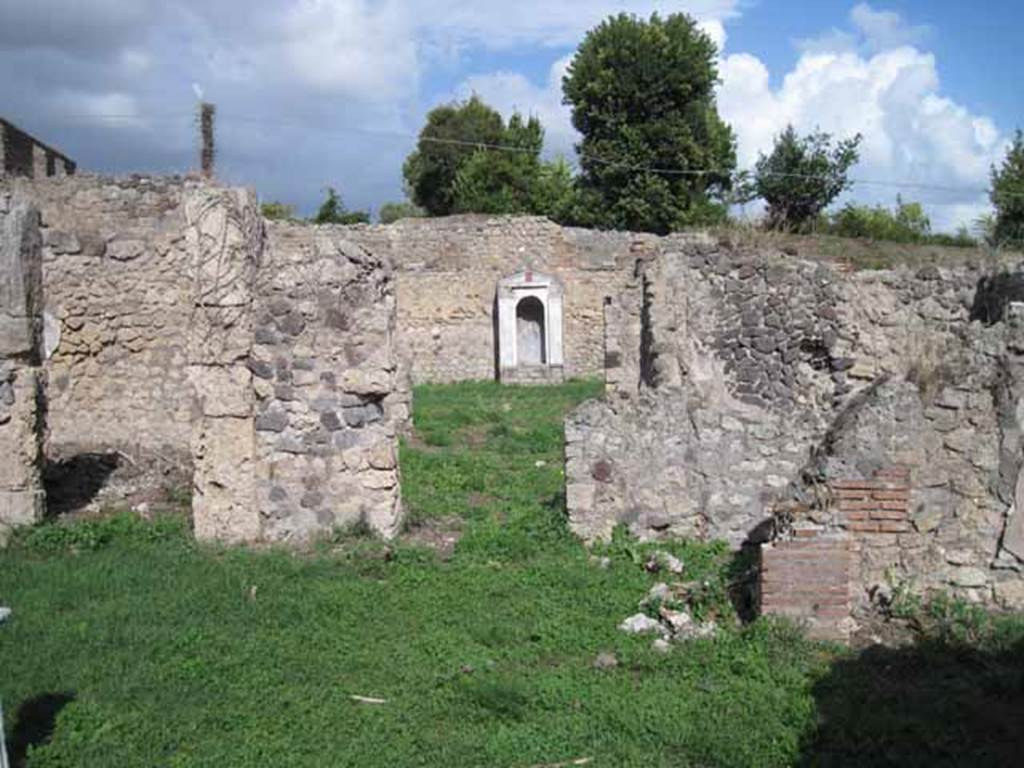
[346, 216, 657, 384]
[1, 174, 201, 459]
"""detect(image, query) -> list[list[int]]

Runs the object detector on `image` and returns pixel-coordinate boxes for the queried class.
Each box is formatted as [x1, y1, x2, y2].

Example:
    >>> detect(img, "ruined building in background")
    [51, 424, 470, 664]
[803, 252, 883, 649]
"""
[1, 119, 76, 179]
[0, 166, 1022, 638]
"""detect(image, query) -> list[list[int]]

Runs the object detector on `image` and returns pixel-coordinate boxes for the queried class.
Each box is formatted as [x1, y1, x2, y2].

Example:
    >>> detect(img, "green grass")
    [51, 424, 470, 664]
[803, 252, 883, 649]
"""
[2, 379, 1023, 766]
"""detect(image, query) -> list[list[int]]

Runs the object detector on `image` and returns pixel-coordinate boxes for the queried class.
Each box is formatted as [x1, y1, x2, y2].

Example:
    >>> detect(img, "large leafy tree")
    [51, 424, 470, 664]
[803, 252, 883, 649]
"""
[451, 114, 545, 215]
[991, 129, 1024, 247]
[752, 125, 861, 231]
[450, 115, 577, 220]
[405, 97, 577, 221]
[562, 12, 736, 234]
[402, 96, 506, 216]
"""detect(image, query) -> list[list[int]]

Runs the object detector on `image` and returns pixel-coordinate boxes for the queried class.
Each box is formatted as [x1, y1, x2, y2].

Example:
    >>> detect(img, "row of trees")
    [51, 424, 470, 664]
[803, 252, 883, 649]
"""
[262, 191, 427, 225]
[273, 13, 1024, 246]
[401, 13, 735, 235]
[403, 101, 577, 219]
[262, 187, 371, 224]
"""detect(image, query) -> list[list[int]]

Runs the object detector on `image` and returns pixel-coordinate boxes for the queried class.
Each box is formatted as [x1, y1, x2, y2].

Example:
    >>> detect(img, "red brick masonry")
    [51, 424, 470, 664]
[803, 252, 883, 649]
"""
[760, 536, 858, 642]
[759, 467, 910, 642]
[834, 466, 911, 535]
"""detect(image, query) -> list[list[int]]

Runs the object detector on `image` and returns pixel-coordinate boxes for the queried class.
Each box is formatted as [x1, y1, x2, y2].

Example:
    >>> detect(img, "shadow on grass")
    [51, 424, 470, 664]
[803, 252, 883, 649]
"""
[726, 545, 761, 624]
[8, 691, 75, 767]
[799, 638, 1024, 767]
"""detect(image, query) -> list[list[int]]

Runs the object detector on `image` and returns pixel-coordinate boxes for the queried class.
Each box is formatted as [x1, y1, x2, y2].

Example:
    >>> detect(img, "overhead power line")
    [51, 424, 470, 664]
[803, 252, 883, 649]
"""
[29, 109, 1024, 200]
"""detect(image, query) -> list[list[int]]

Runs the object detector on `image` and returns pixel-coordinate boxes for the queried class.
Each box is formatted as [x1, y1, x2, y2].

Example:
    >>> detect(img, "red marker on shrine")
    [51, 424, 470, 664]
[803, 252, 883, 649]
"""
[525, 269, 533, 283]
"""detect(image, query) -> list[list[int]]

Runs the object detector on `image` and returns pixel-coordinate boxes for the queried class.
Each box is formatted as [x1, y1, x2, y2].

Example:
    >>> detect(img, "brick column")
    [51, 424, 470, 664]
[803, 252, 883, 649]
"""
[0, 197, 45, 538]
[760, 534, 858, 642]
[758, 466, 913, 642]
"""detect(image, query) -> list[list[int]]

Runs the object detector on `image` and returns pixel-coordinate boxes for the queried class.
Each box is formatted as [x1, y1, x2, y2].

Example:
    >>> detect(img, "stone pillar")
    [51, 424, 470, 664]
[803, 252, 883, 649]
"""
[0, 195, 45, 538]
[997, 302, 1024, 564]
[185, 186, 263, 543]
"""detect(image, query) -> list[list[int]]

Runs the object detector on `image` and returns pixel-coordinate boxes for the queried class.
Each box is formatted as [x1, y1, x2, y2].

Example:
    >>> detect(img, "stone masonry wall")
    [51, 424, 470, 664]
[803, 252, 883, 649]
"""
[187, 193, 408, 544]
[346, 216, 657, 384]
[0, 174, 202, 461]
[567, 235, 1024, 612]
[0, 191, 45, 539]
[249, 222, 408, 541]
[568, 237, 844, 545]
[0, 176, 407, 545]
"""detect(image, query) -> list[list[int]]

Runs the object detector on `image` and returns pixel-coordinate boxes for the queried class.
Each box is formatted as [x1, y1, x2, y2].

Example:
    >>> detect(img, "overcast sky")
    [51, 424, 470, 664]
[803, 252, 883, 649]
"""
[1, 1, 1020, 230]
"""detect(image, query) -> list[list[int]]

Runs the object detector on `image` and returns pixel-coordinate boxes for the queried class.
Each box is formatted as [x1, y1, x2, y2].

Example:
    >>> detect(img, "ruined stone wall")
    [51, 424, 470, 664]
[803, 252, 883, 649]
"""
[247, 222, 408, 541]
[568, 237, 845, 545]
[345, 216, 656, 384]
[0, 174, 201, 460]
[1, 120, 75, 179]
[0, 191, 45, 538]
[0, 176, 407, 544]
[566, 238, 1024, 610]
[185, 191, 409, 544]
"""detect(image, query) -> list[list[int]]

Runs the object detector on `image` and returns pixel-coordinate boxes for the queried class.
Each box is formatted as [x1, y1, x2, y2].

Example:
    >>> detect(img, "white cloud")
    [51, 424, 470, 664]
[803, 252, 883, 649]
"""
[697, 19, 727, 52]
[280, 1, 419, 97]
[48, 90, 147, 129]
[799, 2, 930, 56]
[419, 0, 740, 49]
[719, 6, 1005, 230]
[117, 49, 152, 75]
[458, 56, 577, 159]
[849, 2, 930, 52]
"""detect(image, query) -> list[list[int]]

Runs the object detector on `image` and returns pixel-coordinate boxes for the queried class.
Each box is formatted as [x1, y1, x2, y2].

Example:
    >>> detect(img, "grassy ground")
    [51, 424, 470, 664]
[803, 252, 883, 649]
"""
[2, 380, 1023, 767]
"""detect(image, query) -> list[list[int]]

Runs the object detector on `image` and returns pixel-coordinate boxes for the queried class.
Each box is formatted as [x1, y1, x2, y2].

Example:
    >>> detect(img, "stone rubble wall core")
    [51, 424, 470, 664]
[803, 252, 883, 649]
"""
[565, 233, 1024, 616]
[249, 221, 408, 542]
[186, 191, 408, 544]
